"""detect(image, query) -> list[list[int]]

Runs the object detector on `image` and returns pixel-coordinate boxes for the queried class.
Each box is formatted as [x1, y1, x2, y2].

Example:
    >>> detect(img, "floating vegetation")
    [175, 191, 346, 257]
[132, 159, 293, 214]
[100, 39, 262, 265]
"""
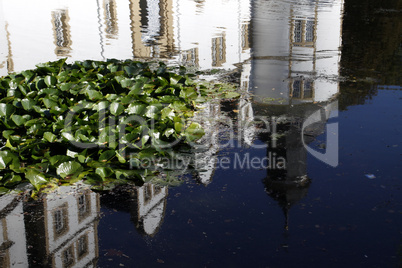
[0, 59, 240, 196]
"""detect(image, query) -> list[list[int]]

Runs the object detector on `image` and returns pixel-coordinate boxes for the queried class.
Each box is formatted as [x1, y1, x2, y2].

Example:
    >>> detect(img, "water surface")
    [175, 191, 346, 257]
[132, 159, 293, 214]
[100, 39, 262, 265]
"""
[0, 0, 401, 267]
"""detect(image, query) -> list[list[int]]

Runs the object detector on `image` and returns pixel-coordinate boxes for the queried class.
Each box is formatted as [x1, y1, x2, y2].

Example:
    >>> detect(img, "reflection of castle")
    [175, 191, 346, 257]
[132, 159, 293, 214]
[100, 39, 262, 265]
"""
[0, 186, 100, 267]
[0, 0, 251, 76]
[236, 0, 344, 229]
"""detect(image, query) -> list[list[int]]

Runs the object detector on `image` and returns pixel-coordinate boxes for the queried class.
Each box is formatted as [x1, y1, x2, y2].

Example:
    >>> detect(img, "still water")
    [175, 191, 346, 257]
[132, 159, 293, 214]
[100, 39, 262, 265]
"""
[0, 0, 401, 267]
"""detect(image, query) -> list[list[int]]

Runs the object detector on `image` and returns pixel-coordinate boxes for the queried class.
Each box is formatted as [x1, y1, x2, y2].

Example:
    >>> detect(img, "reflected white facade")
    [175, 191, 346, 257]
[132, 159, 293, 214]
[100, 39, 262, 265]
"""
[0, 0, 251, 76]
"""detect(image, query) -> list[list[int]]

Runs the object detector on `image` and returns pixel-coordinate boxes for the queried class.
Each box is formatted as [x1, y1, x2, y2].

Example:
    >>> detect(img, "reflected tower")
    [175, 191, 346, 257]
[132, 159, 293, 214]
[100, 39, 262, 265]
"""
[243, 0, 344, 229]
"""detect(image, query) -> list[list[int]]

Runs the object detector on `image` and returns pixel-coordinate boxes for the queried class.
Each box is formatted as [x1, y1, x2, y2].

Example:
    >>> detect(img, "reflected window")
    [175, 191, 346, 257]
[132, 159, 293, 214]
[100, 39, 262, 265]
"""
[77, 192, 91, 222]
[291, 79, 314, 100]
[181, 48, 199, 66]
[144, 184, 152, 204]
[104, 0, 118, 39]
[292, 18, 315, 47]
[241, 23, 250, 51]
[292, 80, 301, 98]
[294, 20, 303, 43]
[76, 234, 88, 259]
[62, 245, 75, 268]
[306, 20, 315, 42]
[212, 35, 226, 67]
[53, 204, 69, 238]
[52, 10, 72, 56]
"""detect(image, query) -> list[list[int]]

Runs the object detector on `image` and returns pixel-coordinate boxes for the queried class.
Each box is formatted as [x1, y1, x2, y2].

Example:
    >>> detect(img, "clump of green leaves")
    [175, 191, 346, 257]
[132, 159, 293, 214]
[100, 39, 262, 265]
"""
[0, 59, 240, 195]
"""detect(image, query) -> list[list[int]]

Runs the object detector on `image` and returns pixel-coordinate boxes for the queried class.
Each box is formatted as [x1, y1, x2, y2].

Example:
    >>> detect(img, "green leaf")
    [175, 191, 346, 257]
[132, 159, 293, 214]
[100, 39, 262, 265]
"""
[49, 155, 72, 166]
[110, 102, 124, 116]
[11, 114, 26, 126]
[0, 103, 15, 117]
[224, 91, 240, 99]
[126, 103, 147, 115]
[26, 169, 48, 190]
[184, 122, 205, 142]
[56, 161, 84, 179]
[43, 98, 58, 109]
[21, 98, 36, 111]
[44, 75, 57, 87]
[120, 78, 134, 88]
[86, 89, 103, 100]
[174, 122, 183, 133]
[36, 78, 47, 90]
[99, 150, 115, 162]
[95, 167, 113, 179]
[43, 132, 57, 142]
[145, 104, 163, 119]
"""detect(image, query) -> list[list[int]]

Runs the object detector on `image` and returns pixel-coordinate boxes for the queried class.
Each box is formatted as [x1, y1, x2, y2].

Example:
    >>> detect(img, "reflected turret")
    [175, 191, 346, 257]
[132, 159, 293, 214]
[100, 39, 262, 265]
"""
[101, 183, 168, 237]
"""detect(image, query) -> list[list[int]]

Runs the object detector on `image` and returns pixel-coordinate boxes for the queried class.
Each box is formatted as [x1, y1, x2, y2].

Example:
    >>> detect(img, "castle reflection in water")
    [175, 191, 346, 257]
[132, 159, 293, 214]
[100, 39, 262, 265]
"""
[0, 182, 169, 267]
[0, 0, 344, 266]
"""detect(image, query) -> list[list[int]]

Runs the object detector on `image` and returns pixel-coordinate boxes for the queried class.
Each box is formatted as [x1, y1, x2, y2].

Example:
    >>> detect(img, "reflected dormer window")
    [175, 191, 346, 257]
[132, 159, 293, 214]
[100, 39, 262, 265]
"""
[212, 35, 226, 67]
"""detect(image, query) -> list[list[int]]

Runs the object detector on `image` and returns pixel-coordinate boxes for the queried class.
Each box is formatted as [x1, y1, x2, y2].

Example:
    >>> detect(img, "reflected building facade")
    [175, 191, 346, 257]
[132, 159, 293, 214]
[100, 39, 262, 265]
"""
[0, 186, 100, 267]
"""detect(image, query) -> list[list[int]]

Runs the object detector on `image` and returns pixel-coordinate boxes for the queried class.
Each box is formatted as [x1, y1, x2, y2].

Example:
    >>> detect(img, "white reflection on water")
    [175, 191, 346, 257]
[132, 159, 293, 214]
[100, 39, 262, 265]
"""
[0, 0, 252, 76]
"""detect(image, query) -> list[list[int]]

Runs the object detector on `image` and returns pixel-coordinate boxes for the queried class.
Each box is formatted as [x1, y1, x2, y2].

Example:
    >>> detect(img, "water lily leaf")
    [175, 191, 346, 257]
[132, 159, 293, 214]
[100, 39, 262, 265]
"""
[110, 102, 124, 116]
[126, 103, 147, 115]
[35, 78, 47, 90]
[95, 167, 113, 179]
[180, 87, 198, 100]
[99, 150, 115, 162]
[161, 107, 175, 120]
[56, 161, 83, 179]
[145, 104, 163, 119]
[120, 78, 134, 88]
[43, 132, 57, 142]
[26, 169, 48, 190]
[174, 122, 184, 133]
[184, 122, 205, 142]
[44, 75, 57, 87]
[11, 114, 26, 126]
[86, 89, 103, 100]
[49, 155, 72, 166]
[43, 98, 58, 109]
[224, 91, 240, 99]
[21, 98, 36, 111]
[0, 103, 15, 117]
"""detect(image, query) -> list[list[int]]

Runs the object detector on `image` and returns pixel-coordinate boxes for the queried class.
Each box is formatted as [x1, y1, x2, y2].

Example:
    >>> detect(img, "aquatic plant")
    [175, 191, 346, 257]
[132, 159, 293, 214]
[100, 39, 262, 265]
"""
[0, 59, 239, 195]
